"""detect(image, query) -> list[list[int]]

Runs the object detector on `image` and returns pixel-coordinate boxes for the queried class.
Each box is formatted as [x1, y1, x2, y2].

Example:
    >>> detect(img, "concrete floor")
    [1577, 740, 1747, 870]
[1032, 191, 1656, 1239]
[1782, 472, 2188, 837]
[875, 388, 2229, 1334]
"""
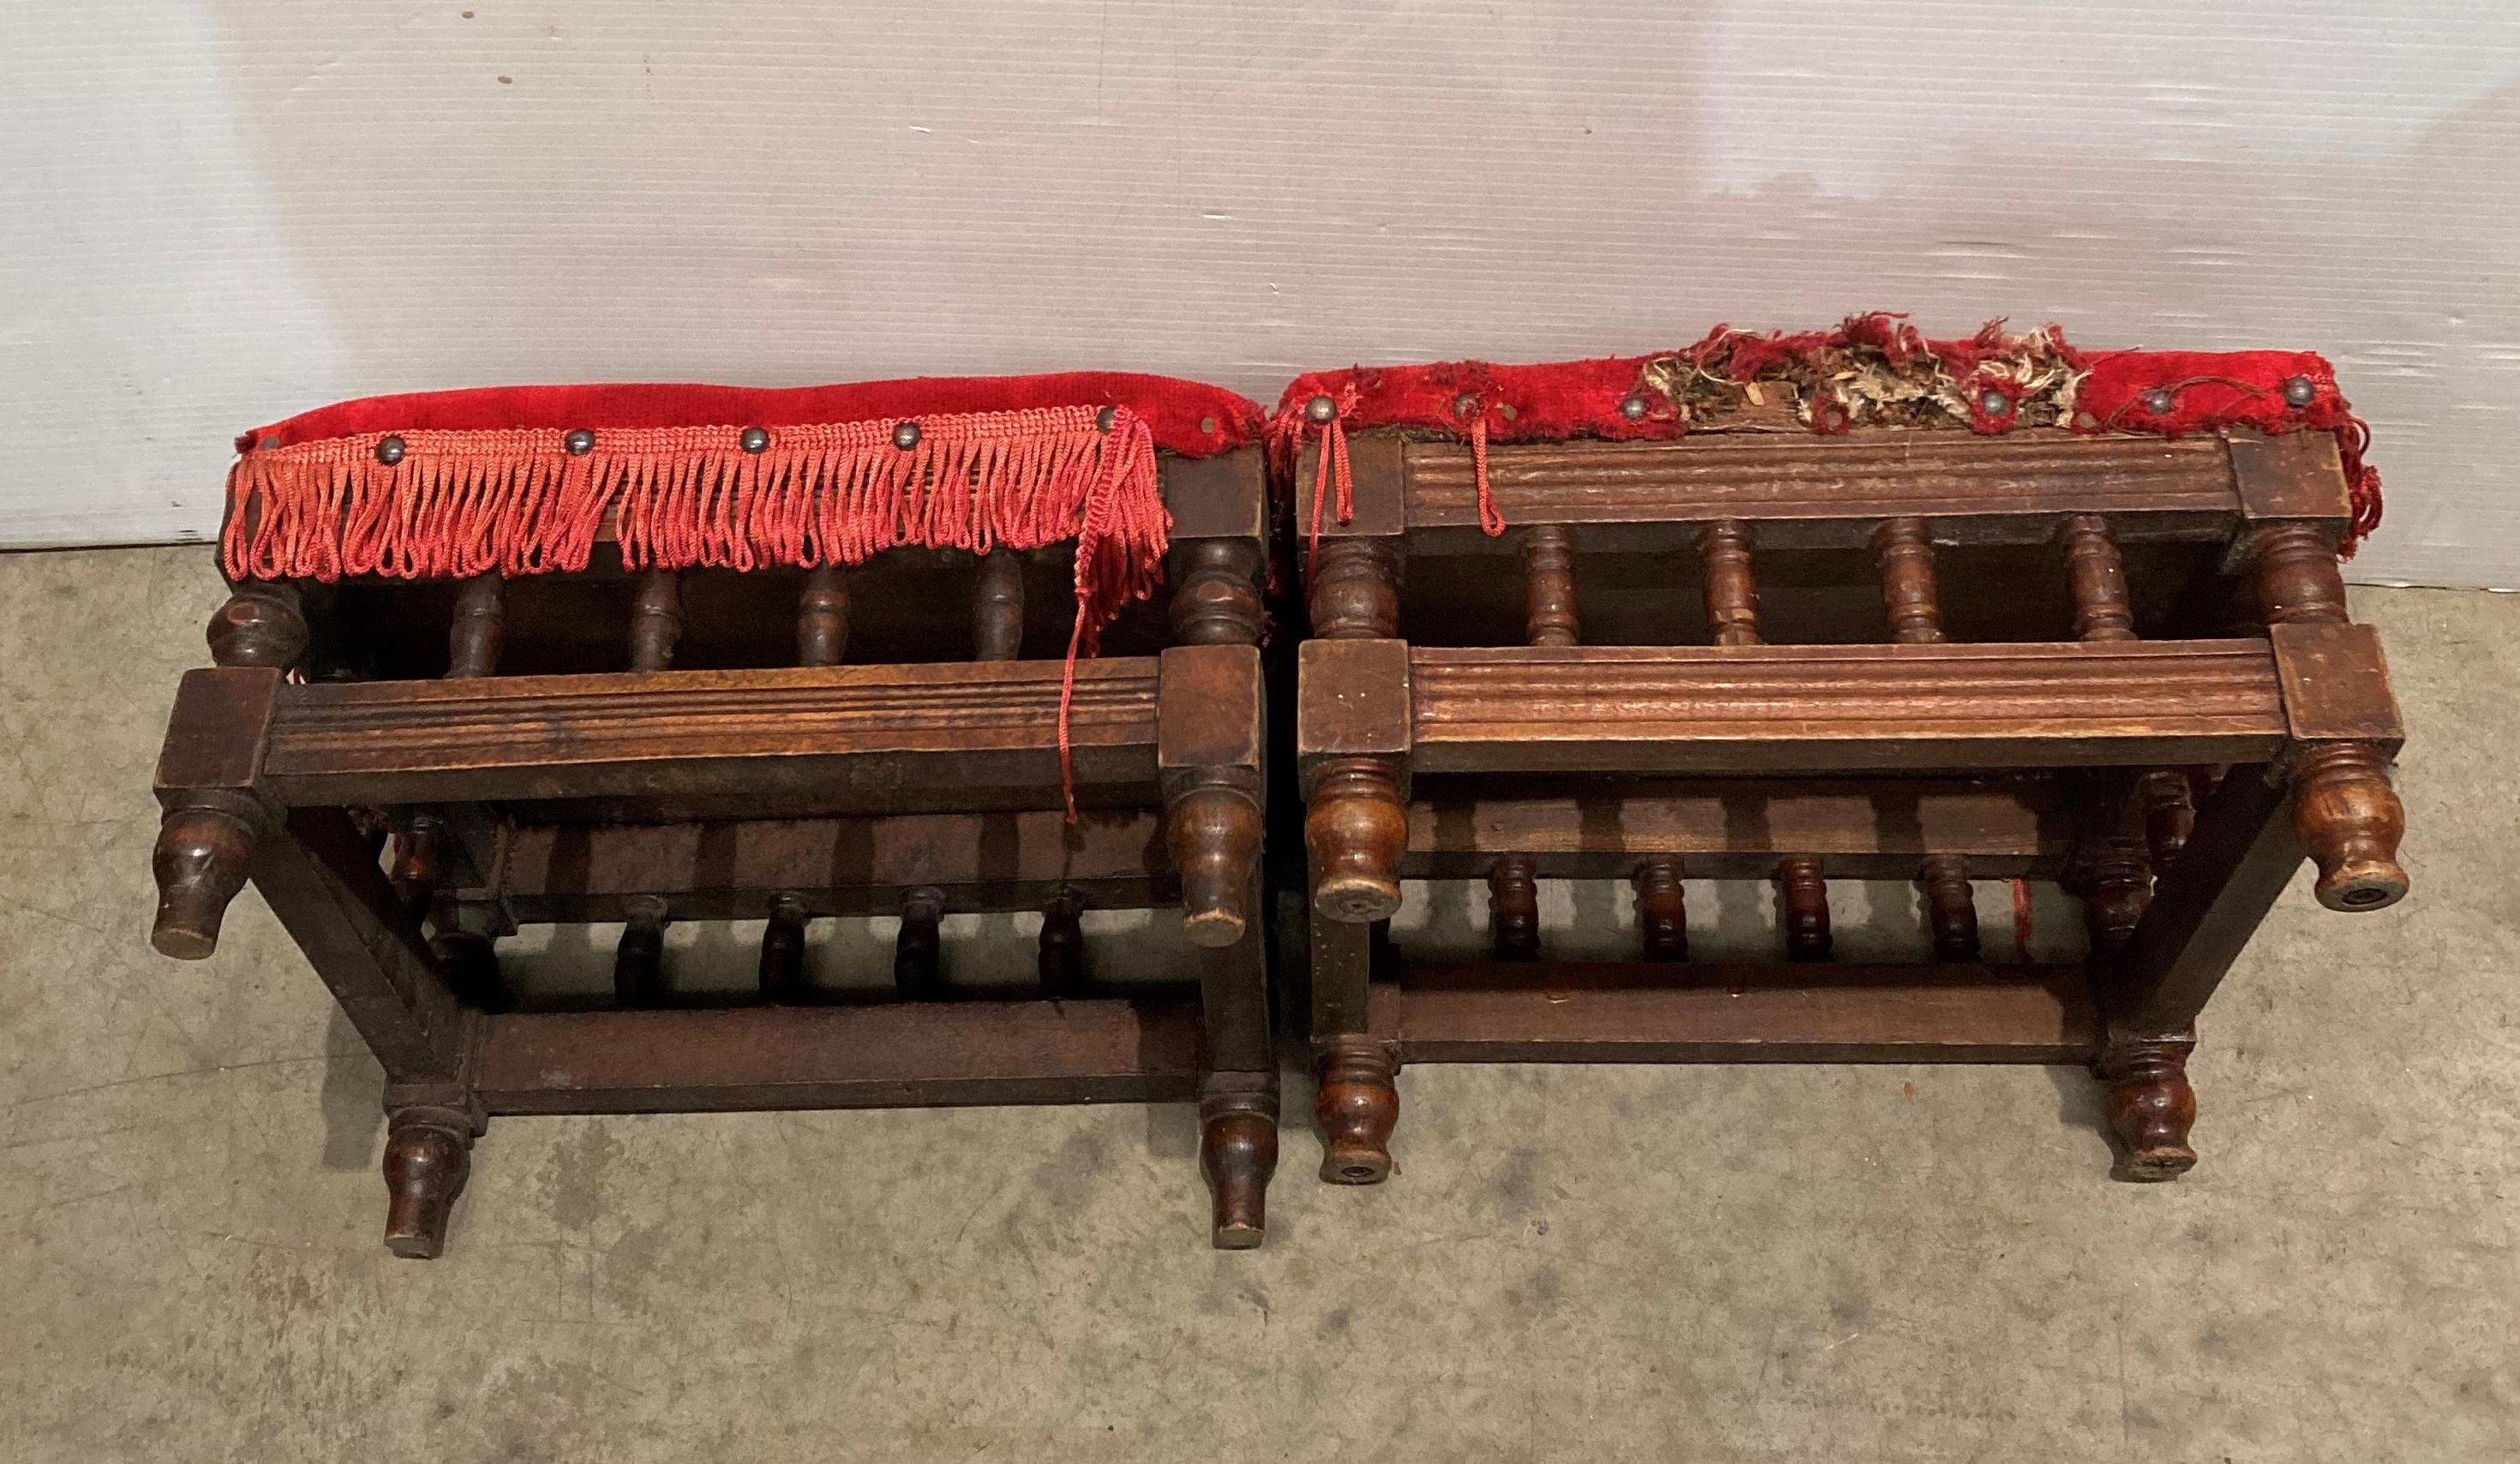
[3, 547, 2514, 1463]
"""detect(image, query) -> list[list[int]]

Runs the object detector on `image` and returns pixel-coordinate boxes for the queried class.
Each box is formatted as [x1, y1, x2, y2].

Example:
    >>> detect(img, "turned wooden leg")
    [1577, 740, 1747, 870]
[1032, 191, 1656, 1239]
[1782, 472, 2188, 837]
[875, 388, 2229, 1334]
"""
[206, 582, 309, 669]
[1165, 770, 1263, 948]
[387, 812, 442, 922]
[614, 895, 667, 1007]
[1167, 538, 1266, 647]
[2076, 838, 2152, 956]
[1522, 524, 1580, 647]
[1487, 853, 1540, 961]
[1920, 853, 1979, 961]
[971, 553, 1026, 661]
[2096, 1035, 2198, 1181]
[446, 573, 506, 678]
[1777, 856, 1832, 962]
[1200, 1071, 1278, 1250]
[895, 887, 944, 999]
[1308, 538, 1401, 640]
[2062, 513, 2136, 642]
[1699, 520, 1763, 646]
[1872, 517, 1945, 643]
[2291, 744, 2409, 911]
[150, 796, 264, 960]
[758, 893, 809, 1002]
[629, 570, 682, 672]
[2138, 768, 2197, 874]
[1633, 856, 1688, 961]
[1037, 887, 1085, 996]
[796, 566, 849, 666]
[381, 1107, 475, 1259]
[1304, 757, 1407, 923]
[1314, 1037, 1398, 1185]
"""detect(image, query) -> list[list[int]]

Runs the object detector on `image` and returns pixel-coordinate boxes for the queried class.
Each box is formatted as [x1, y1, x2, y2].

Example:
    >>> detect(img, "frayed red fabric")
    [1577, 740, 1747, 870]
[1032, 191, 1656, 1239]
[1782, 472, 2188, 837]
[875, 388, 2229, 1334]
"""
[1271, 314, 2381, 556]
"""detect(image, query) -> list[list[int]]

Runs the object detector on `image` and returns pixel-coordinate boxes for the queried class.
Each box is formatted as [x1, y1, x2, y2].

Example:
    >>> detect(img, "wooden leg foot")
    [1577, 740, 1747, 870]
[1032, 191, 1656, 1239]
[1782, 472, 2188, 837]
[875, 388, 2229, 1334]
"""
[381, 1108, 475, 1259]
[2292, 743, 2409, 911]
[1304, 758, 1407, 924]
[2097, 1037, 2197, 1181]
[1314, 1038, 1398, 1185]
[1200, 1073, 1278, 1250]
[150, 798, 262, 960]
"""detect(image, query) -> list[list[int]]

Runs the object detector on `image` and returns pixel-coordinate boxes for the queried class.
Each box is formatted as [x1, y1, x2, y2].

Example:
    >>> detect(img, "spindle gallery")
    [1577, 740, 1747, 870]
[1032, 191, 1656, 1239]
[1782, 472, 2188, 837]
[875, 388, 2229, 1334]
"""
[152, 372, 1284, 1253]
[1272, 316, 2401, 1189]
[148, 318, 2406, 1254]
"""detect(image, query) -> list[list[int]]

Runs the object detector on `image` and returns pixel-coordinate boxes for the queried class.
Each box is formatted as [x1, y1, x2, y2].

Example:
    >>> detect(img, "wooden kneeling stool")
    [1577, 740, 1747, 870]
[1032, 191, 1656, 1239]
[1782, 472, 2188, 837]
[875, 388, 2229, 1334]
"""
[153, 372, 1284, 1252]
[1275, 320, 2405, 1186]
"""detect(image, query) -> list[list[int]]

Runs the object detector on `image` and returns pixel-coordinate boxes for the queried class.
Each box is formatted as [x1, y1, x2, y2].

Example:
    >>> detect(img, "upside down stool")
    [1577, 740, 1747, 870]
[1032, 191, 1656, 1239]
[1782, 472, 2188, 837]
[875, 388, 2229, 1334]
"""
[1275, 319, 2406, 1186]
[149, 371, 1284, 1252]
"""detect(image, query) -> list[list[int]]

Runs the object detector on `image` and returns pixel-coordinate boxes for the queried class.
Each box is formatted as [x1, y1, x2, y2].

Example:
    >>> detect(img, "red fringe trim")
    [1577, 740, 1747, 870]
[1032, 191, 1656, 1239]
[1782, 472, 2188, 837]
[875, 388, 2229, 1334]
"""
[223, 403, 1170, 820]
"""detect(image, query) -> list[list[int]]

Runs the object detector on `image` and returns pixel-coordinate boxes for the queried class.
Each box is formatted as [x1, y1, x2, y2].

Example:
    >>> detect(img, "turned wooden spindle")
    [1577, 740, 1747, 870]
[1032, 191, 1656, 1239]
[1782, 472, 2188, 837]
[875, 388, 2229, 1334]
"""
[2062, 514, 2135, 641]
[381, 1107, 475, 1259]
[446, 573, 506, 678]
[1487, 854, 1541, 961]
[2291, 744, 2410, 911]
[2097, 1037, 2198, 1180]
[205, 581, 308, 669]
[2136, 768, 2198, 874]
[1308, 539, 1401, 640]
[1037, 888, 1086, 996]
[1777, 856, 1832, 961]
[1200, 1072, 1279, 1249]
[1166, 771, 1263, 948]
[149, 797, 263, 959]
[1919, 853, 1979, 961]
[387, 813, 441, 922]
[1872, 517, 1945, 643]
[430, 910, 503, 1012]
[1522, 524, 1579, 647]
[895, 887, 945, 999]
[628, 570, 682, 672]
[796, 566, 848, 666]
[972, 553, 1026, 660]
[757, 893, 808, 1002]
[1168, 539, 1266, 647]
[1633, 857, 1688, 962]
[614, 895, 667, 1007]
[1304, 758, 1407, 923]
[1699, 520, 1763, 646]
[2249, 523, 2349, 627]
[1314, 1037, 1398, 1184]
[2076, 839, 2152, 955]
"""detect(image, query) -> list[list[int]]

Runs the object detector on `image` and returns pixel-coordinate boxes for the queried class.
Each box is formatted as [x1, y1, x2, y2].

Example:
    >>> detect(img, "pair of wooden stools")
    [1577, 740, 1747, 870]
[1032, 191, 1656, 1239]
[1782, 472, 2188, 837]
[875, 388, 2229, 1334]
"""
[148, 328, 2409, 1254]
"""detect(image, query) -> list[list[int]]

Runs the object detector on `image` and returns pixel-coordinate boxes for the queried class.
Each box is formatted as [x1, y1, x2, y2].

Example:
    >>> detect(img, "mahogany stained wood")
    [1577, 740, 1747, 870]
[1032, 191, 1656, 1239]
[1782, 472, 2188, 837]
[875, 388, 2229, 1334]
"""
[1401, 429, 2240, 543]
[255, 659, 1164, 810]
[473, 999, 1204, 1114]
[1376, 965, 2098, 1065]
[1406, 641, 2289, 774]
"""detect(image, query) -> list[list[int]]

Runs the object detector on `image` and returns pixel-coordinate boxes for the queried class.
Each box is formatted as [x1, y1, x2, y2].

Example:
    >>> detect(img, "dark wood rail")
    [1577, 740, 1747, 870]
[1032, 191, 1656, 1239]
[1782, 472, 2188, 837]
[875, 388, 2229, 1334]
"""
[1407, 640, 2290, 774]
[474, 998, 1202, 1114]
[252, 659, 1164, 808]
[1369, 965, 2097, 1065]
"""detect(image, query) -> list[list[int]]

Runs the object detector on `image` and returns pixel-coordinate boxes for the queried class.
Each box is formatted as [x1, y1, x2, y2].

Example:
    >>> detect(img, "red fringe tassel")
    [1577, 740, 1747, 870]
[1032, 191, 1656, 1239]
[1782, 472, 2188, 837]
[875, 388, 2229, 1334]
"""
[223, 403, 1170, 820]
